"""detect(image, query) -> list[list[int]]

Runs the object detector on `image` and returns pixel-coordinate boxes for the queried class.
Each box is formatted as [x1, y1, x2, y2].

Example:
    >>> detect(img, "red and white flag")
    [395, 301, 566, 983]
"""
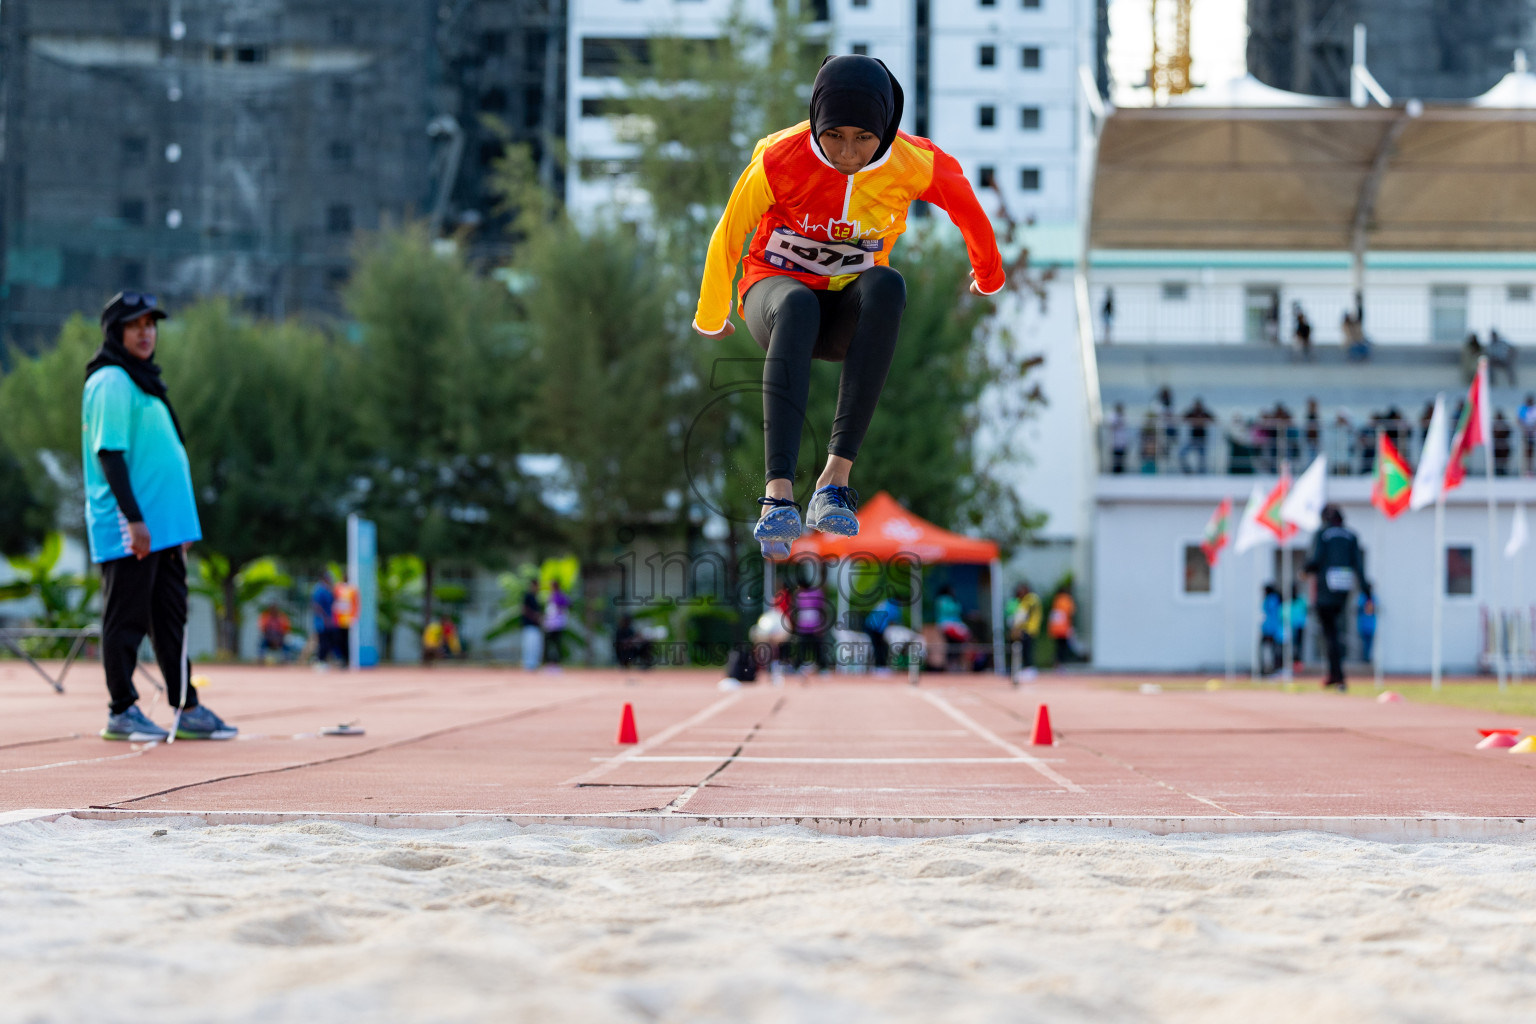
[1445, 357, 1491, 494]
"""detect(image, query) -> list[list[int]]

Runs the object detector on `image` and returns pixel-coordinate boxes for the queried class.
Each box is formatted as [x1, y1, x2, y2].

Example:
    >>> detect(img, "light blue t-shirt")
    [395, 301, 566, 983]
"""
[81, 366, 202, 563]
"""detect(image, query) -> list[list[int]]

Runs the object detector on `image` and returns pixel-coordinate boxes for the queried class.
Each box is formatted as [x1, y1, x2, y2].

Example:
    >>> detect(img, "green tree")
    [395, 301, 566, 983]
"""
[0, 442, 48, 556]
[0, 532, 100, 655]
[344, 223, 553, 634]
[510, 218, 697, 557]
[158, 301, 356, 652]
[0, 315, 100, 537]
[375, 554, 424, 661]
[188, 554, 293, 657]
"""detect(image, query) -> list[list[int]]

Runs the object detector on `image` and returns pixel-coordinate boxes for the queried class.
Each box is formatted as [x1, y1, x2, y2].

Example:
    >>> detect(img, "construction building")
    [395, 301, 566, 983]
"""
[0, 0, 566, 353]
[1247, 0, 1534, 100]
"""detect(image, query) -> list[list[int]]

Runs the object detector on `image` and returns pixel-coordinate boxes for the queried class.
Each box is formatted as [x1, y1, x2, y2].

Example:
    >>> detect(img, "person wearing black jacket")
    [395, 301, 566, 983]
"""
[1305, 505, 1371, 691]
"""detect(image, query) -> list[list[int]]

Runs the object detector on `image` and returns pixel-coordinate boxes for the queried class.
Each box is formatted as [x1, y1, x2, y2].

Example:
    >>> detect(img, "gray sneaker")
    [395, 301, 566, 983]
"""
[102, 705, 169, 742]
[805, 485, 860, 536]
[174, 704, 237, 740]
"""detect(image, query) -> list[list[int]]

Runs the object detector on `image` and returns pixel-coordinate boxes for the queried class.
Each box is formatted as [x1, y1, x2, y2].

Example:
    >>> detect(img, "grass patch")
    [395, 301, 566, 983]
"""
[1354, 682, 1536, 719]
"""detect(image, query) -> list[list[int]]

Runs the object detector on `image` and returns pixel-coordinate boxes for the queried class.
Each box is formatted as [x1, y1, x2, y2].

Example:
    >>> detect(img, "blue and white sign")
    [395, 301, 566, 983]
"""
[347, 513, 379, 668]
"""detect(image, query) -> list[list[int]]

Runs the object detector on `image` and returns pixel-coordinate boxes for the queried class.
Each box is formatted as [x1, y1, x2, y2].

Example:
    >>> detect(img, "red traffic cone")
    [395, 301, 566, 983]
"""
[616, 702, 639, 745]
[1030, 703, 1054, 746]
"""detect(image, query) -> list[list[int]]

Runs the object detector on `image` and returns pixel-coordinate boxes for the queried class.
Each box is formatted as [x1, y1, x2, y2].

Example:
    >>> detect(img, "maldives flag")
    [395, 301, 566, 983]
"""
[1371, 429, 1413, 518]
[1258, 471, 1299, 541]
[1445, 356, 1491, 493]
[1201, 497, 1233, 566]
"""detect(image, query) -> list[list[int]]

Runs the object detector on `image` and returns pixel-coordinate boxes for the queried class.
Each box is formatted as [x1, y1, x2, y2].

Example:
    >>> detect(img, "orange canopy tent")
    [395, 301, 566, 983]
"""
[789, 492, 1006, 675]
[790, 491, 1000, 563]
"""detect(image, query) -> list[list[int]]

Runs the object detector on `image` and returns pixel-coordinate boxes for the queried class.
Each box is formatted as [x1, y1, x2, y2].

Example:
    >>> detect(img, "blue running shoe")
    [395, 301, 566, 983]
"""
[754, 496, 802, 560]
[805, 485, 859, 536]
[174, 704, 238, 740]
[102, 704, 169, 742]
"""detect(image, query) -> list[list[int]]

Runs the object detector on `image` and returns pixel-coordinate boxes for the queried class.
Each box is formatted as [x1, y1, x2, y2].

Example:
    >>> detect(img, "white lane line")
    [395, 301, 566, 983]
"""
[563, 691, 746, 786]
[604, 756, 1067, 765]
[0, 744, 157, 774]
[915, 689, 1085, 793]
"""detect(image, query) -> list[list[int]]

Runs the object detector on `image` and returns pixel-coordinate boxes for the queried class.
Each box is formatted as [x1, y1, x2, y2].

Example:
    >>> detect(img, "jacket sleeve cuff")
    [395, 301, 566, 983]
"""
[974, 273, 1006, 296]
[692, 317, 730, 337]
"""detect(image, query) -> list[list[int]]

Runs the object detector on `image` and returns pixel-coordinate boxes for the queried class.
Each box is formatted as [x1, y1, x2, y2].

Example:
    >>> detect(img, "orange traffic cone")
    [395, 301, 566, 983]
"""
[1030, 704, 1054, 746]
[616, 702, 639, 745]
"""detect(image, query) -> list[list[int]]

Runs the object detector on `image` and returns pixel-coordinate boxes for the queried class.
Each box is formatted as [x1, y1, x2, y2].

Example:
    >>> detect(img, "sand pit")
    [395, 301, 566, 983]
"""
[5, 819, 1536, 1022]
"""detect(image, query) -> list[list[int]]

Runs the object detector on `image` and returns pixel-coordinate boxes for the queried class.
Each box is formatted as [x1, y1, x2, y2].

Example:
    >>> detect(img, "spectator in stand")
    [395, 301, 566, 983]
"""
[1356, 412, 1378, 476]
[258, 604, 290, 664]
[1489, 329, 1517, 386]
[1180, 398, 1216, 474]
[1109, 402, 1130, 474]
[1156, 386, 1177, 464]
[1101, 288, 1115, 344]
[1342, 310, 1370, 361]
[1264, 293, 1281, 346]
[1520, 393, 1536, 475]
[1304, 397, 1321, 461]
[1293, 304, 1313, 361]
[543, 579, 571, 667]
[1334, 408, 1358, 474]
[1138, 411, 1160, 473]
[1226, 413, 1259, 474]
[1462, 333, 1484, 384]
[1494, 410, 1514, 476]
[1356, 592, 1377, 664]
[1272, 402, 1299, 465]
[1419, 400, 1437, 447]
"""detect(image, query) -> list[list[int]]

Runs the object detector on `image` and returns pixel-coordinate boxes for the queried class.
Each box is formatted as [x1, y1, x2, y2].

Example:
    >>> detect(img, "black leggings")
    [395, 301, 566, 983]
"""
[742, 267, 906, 483]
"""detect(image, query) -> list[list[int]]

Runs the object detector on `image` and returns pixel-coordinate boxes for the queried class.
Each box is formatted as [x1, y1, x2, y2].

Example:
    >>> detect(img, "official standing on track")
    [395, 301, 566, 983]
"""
[1305, 504, 1371, 691]
[83, 291, 236, 742]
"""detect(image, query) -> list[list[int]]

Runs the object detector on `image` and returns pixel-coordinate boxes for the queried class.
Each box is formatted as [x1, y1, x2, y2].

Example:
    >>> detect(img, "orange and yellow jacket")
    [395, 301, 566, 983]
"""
[692, 121, 1006, 335]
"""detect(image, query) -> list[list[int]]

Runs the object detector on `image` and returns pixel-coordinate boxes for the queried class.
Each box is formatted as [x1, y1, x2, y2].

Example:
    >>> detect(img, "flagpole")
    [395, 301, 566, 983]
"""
[1224, 551, 1235, 684]
[1515, 506, 1525, 687]
[1489, 436, 1506, 690]
[1433, 492, 1445, 692]
[1251, 548, 1261, 682]
[1281, 543, 1293, 682]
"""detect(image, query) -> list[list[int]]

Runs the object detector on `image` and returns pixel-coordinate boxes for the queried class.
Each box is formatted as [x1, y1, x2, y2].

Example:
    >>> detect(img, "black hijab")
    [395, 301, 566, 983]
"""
[809, 55, 905, 166]
[85, 315, 185, 443]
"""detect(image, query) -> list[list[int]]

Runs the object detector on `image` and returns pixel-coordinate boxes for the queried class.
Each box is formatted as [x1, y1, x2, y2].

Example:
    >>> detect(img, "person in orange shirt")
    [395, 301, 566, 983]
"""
[693, 55, 1005, 558]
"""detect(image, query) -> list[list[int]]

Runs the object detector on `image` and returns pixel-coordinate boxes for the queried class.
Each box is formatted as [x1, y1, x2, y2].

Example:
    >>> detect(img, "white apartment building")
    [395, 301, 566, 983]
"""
[566, 0, 1095, 230]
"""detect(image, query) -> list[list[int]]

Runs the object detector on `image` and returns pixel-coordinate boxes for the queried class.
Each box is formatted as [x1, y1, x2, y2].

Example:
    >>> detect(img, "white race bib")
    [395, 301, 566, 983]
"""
[1325, 567, 1355, 593]
[762, 229, 879, 276]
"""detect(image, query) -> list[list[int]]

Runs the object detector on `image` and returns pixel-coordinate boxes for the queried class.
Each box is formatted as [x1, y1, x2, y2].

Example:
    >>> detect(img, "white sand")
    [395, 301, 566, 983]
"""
[4, 820, 1536, 1023]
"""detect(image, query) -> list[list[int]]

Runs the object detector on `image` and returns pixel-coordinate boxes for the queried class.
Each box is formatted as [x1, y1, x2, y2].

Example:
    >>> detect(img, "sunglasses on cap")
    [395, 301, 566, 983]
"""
[117, 291, 158, 309]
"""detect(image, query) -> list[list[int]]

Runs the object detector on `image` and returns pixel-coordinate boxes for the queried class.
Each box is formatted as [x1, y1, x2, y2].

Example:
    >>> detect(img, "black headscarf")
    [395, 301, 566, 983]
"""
[85, 312, 185, 444]
[809, 55, 905, 166]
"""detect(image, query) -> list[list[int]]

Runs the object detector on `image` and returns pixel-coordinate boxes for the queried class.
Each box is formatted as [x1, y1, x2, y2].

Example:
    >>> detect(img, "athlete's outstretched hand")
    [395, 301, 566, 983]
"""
[694, 321, 736, 338]
[968, 270, 993, 296]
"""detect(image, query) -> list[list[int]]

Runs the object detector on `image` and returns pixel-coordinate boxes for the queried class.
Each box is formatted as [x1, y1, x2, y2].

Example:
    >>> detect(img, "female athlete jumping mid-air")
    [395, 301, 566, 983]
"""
[692, 55, 1006, 558]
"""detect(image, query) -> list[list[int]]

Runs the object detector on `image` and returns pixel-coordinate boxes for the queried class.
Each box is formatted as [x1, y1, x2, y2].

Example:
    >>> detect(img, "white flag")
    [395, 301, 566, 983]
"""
[1280, 454, 1328, 532]
[1411, 394, 1450, 511]
[1507, 503, 1529, 559]
[1233, 483, 1271, 554]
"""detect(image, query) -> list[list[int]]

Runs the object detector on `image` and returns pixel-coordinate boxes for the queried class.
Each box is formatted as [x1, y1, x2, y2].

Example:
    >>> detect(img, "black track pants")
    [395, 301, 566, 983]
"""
[742, 267, 907, 484]
[1317, 602, 1347, 686]
[99, 547, 198, 715]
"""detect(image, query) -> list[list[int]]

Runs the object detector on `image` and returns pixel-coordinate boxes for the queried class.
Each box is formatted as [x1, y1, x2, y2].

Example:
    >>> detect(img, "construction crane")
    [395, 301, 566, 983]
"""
[1149, 0, 1194, 103]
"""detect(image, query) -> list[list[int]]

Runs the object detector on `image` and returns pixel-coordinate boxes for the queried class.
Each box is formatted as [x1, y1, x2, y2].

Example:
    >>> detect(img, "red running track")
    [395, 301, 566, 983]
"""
[4, 663, 1535, 834]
